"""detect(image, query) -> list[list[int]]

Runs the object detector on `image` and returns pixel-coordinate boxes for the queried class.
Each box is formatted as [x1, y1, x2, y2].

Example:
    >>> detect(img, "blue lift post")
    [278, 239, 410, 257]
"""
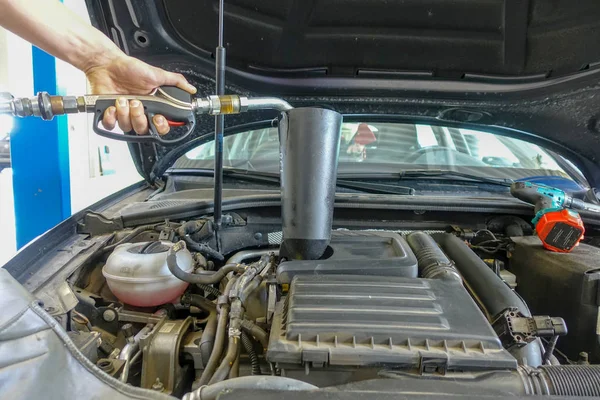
[11, 47, 71, 248]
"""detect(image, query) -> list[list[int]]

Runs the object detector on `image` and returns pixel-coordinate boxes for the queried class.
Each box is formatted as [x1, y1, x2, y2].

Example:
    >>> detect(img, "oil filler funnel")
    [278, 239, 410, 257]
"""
[278, 107, 343, 260]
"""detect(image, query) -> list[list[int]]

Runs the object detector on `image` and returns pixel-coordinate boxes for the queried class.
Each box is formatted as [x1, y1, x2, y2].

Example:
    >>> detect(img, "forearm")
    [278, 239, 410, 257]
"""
[0, 0, 124, 72]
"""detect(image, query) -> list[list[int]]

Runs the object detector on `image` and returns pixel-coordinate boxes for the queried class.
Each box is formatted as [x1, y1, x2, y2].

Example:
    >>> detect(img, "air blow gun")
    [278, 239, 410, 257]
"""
[0, 87, 292, 145]
[510, 181, 600, 252]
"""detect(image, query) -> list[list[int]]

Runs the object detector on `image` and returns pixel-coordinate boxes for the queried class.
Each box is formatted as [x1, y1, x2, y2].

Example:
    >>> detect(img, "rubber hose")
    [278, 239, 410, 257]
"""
[180, 293, 218, 365]
[242, 331, 261, 375]
[181, 293, 216, 312]
[167, 245, 244, 284]
[505, 224, 524, 237]
[432, 233, 543, 367]
[241, 319, 269, 349]
[229, 354, 240, 379]
[183, 376, 318, 400]
[208, 336, 241, 384]
[431, 233, 529, 316]
[179, 220, 204, 235]
[535, 365, 600, 396]
[406, 232, 461, 281]
[200, 312, 217, 366]
[197, 304, 230, 386]
[102, 224, 158, 253]
[197, 277, 239, 385]
[353, 365, 600, 397]
[226, 248, 279, 265]
[183, 236, 224, 261]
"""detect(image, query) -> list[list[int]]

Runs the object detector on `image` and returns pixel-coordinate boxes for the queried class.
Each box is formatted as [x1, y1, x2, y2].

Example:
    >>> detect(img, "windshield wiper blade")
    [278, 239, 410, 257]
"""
[338, 169, 513, 187]
[168, 167, 414, 195]
[336, 180, 414, 195]
[399, 170, 513, 187]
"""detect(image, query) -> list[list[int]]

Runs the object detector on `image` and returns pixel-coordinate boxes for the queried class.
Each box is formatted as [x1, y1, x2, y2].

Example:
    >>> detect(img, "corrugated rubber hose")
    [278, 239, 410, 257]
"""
[241, 331, 261, 375]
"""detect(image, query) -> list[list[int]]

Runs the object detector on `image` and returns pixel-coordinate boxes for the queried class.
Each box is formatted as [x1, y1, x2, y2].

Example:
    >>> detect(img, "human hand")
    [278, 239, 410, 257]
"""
[86, 54, 196, 135]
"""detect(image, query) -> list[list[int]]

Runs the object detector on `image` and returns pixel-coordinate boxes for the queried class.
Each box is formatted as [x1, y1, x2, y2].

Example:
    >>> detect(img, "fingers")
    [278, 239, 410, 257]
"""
[105, 89, 179, 136]
[129, 100, 148, 135]
[115, 97, 132, 132]
[102, 106, 117, 130]
[160, 70, 197, 94]
[111, 97, 169, 136]
[152, 115, 170, 136]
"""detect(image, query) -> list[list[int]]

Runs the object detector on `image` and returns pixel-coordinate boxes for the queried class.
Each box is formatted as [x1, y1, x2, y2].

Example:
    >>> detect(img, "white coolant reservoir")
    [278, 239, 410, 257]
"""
[102, 241, 194, 307]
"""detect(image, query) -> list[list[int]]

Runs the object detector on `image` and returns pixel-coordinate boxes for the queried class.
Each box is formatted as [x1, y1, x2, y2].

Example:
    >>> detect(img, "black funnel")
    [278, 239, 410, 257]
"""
[278, 107, 343, 260]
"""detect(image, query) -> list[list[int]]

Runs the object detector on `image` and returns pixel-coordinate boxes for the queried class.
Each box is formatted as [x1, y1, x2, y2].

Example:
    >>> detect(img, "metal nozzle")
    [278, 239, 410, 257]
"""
[193, 95, 292, 116]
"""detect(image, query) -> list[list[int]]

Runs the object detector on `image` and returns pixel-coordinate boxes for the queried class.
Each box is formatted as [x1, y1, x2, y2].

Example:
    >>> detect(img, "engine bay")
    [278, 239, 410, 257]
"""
[15, 105, 600, 399]
[54, 222, 600, 398]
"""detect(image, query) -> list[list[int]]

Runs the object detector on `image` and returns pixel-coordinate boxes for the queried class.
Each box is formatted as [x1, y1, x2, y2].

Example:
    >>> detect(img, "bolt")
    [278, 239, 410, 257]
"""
[578, 352, 590, 364]
[152, 378, 164, 391]
[254, 232, 263, 240]
[108, 348, 121, 359]
[121, 323, 134, 339]
[102, 309, 117, 322]
[45, 306, 56, 313]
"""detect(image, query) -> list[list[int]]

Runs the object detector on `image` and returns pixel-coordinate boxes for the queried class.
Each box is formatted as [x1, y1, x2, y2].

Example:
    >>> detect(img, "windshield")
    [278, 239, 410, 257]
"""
[173, 122, 576, 184]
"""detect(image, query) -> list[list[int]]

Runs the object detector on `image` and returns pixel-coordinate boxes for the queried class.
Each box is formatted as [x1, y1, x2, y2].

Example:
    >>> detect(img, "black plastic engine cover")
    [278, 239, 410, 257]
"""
[267, 275, 516, 375]
[276, 231, 418, 283]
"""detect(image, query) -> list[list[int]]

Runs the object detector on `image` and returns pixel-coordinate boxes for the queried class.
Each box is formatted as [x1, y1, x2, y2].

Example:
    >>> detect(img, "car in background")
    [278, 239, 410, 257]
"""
[178, 121, 585, 192]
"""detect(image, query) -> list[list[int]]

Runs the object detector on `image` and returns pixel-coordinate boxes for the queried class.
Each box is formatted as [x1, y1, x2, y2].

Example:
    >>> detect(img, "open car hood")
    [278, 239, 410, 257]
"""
[85, 0, 600, 187]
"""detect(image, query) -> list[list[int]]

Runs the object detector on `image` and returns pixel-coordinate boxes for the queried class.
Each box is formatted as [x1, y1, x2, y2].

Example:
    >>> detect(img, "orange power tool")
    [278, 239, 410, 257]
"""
[510, 182, 600, 252]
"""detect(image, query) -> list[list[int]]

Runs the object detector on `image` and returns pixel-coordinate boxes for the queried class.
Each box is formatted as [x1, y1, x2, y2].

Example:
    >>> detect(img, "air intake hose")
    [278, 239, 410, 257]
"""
[526, 365, 600, 396]
[183, 365, 600, 399]
[431, 233, 543, 367]
[406, 232, 461, 282]
[183, 376, 317, 400]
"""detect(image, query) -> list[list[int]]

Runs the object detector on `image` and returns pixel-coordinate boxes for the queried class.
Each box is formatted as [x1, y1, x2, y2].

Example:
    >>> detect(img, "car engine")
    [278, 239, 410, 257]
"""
[50, 107, 600, 398]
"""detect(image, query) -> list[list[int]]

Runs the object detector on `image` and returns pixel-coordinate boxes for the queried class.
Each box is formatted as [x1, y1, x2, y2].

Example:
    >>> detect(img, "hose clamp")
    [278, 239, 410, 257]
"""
[217, 295, 229, 307]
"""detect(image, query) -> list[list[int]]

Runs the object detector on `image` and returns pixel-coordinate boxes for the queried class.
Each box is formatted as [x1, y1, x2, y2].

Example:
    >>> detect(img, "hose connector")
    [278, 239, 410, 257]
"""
[193, 95, 292, 115]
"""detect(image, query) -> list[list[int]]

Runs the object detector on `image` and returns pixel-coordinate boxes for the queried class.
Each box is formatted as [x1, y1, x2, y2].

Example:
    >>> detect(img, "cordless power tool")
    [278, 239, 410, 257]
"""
[510, 181, 600, 252]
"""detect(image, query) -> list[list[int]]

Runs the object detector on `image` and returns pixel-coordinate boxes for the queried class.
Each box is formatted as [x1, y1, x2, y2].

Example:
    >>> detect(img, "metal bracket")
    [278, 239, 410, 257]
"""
[267, 281, 277, 324]
[37, 281, 78, 315]
[141, 317, 194, 395]
[182, 330, 205, 370]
